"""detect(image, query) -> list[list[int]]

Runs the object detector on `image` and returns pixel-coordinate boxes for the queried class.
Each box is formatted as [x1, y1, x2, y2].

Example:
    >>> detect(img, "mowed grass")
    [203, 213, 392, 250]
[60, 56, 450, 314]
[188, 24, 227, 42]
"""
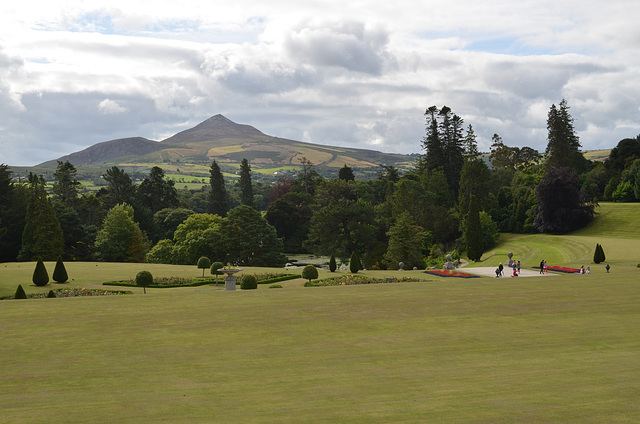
[1, 202, 640, 422]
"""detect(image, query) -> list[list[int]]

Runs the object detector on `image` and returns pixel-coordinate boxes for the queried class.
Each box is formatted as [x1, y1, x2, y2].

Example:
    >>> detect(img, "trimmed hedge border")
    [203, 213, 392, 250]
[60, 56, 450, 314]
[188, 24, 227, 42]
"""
[103, 274, 301, 288]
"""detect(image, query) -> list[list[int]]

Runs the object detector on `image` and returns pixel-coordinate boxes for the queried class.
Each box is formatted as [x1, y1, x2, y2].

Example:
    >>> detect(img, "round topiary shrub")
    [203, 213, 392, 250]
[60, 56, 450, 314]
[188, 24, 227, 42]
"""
[53, 256, 69, 283]
[32, 257, 49, 287]
[240, 274, 258, 290]
[302, 264, 319, 283]
[136, 271, 153, 293]
[14, 284, 27, 299]
[197, 256, 211, 278]
[210, 261, 224, 285]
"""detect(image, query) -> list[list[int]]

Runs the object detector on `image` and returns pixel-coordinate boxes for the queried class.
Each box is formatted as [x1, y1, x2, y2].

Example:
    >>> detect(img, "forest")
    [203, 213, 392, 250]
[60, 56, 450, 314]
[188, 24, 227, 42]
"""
[1, 100, 639, 269]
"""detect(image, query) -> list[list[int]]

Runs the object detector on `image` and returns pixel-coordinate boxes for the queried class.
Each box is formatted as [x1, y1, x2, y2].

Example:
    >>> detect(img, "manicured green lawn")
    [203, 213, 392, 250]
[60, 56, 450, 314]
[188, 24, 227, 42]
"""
[2, 273, 639, 423]
[1, 201, 639, 422]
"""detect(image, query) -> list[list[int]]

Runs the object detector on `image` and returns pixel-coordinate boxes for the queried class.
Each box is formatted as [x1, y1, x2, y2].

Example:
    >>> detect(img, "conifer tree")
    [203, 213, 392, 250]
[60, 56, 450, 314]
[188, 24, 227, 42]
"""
[19, 173, 64, 261]
[52, 256, 69, 283]
[338, 164, 355, 181]
[14, 284, 27, 299]
[329, 254, 337, 272]
[349, 251, 361, 273]
[239, 158, 254, 208]
[207, 160, 229, 217]
[32, 257, 50, 287]
[545, 99, 589, 172]
[593, 243, 606, 264]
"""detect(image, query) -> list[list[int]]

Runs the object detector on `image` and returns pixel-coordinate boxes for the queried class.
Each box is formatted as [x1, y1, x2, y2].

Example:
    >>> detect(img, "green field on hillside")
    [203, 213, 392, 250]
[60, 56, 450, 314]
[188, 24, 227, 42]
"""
[1, 201, 639, 423]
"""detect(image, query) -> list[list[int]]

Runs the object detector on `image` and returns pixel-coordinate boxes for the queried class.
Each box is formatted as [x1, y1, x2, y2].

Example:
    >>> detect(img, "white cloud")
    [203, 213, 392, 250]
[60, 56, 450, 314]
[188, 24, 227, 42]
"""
[98, 98, 128, 114]
[1, 0, 640, 166]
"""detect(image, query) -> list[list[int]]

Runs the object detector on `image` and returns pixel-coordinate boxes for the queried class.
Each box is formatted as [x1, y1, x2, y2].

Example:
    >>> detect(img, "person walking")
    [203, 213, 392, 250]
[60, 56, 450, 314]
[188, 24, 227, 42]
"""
[544, 260, 548, 274]
[517, 260, 521, 275]
[606, 264, 610, 273]
[539, 260, 544, 274]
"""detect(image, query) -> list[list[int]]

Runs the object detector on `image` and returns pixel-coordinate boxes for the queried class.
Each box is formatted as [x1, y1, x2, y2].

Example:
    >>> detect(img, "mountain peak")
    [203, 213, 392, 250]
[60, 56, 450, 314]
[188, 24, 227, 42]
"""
[162, 114, 265, 144]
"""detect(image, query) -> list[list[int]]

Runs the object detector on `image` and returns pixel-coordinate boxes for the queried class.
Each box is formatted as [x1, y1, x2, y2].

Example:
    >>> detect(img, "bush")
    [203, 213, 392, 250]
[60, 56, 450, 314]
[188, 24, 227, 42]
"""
[52, 256, 68, 283]
[14, 284, 27, 299]
[47, 290, 57, 298]
[32, 258, 49, 287]
[240, 274, 258, 290]
[269, 284, 283, 289]
[302, 265, 319, 283]
[349, 251, 361, 273]
[329, 254, 337, 272]
[197, 256, 211, 278]
[210, 261, 225, 283]
[135, 271, 153, 293]
[593, 243, 606, 264]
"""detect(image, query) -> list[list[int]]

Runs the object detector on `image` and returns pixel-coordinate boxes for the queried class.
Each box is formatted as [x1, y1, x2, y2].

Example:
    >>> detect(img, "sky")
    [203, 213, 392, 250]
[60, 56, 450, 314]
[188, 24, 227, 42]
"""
[1, 1, 639, 166]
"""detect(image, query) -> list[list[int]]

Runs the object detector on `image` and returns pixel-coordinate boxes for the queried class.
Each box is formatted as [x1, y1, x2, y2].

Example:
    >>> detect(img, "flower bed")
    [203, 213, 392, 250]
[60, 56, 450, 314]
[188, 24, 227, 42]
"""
[423, 270, 480, 278]
[532, 265, 580, 273]
[305, 275, 423, 287]
[2, 288, 131, 300]
[104, 273, 301, 288]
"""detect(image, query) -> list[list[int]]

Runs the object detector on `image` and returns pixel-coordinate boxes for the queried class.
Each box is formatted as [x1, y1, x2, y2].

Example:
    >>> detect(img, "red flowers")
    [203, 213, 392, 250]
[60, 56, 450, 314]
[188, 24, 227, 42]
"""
[423, 270, 479, 278]
[533, 265, 580, 273]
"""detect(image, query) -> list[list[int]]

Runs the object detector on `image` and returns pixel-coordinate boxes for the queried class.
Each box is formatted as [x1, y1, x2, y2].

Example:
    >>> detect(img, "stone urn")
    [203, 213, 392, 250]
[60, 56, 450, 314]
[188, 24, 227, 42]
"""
[218, 267, 243, 291]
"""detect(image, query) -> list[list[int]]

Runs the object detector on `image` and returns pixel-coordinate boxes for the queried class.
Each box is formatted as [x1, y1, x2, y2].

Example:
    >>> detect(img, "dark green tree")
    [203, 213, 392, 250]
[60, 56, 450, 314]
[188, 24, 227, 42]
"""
[349, 251, 361, 273]
[302, 265, 319, 283]
[533, 167, 595, 233]
[420, 106, 444, 172]
[19, 174, 64, 261]
[329, 254, 337, 272]
[207, 160, 229, 216]
[593, 243, 606, 264]
[99, 166, 136, 209]
[465, 195, 483, 261]
[458, 159, 490, 215]
[197, 256, 211, 278]
[545, 100, 589, 173]
[221, 205, 286, 267]
[52, 161, 81, 205]
[383, 211, 424, 269]
[462, 124, 479, 161]
[32, 257, 50, 287]
[152, 207, 194, 242]
[264, 191, 314, 253]
[52, 256, 69, 283]
[293, 157, 323, 195]
[137, 166, 179, 214]
[338, 164, 355, 181]
[168, 213, 224, 265]
[14, 284, 27, 299]
[604, 136, 640, 178]
[239, 158, 254, 208]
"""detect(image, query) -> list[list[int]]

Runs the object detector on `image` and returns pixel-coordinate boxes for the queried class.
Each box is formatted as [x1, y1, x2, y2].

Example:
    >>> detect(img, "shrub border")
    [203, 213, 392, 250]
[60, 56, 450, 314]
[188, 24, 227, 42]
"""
[103, 274, 301, 288]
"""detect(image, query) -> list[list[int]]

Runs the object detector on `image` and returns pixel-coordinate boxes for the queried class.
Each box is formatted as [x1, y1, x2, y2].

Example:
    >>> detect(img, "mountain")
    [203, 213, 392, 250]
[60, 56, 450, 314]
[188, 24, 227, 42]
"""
[38, 115, 416, 177]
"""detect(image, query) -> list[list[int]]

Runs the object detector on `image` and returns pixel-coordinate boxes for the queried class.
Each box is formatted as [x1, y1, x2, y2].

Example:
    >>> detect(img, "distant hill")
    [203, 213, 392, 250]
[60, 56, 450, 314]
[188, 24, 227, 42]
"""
[38, 115, 416, 179]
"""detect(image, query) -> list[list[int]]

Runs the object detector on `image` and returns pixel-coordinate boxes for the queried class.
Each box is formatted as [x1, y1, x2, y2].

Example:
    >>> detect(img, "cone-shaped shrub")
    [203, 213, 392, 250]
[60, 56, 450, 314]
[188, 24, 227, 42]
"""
[240, 274, 258, 290]
[32, 257, 49, 287]
[329, 254, 337, 272]
[47, 290, 57, 298]
[14, 284, 27, 299]
[52, 256, 68, 283]
[593, 243, 606, 264]
[302, 265, 319, 283]
[349, 251, 361, 273]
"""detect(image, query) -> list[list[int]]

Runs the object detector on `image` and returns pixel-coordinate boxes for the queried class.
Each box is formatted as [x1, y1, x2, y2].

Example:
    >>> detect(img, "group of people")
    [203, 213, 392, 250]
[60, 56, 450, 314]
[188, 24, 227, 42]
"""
[539, 260, 548, 274]
[495, 260, 522, 277]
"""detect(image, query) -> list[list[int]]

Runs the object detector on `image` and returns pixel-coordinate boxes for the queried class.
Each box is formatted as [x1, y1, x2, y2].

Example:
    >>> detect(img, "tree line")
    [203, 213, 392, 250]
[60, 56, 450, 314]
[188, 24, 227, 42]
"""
[1, 99, 639, 268]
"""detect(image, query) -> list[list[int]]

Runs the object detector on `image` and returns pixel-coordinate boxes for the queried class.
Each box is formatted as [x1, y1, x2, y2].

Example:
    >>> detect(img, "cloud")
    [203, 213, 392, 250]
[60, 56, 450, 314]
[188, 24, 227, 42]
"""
[98, 98, 128, 114]
[1, 1, 640, 166]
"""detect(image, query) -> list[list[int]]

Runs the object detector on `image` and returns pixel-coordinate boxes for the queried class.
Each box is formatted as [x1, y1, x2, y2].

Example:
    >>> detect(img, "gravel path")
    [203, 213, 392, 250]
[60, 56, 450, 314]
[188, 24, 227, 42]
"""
[461, 267, 558, 278]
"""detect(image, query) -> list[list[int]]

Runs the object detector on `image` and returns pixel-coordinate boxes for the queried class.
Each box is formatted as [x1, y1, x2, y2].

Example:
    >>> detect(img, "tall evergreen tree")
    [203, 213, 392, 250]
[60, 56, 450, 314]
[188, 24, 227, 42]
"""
[0, 164, 28, 261]
[458, 159, 490, 215]
[421, 106, 444, 172]
[207, 160, 229, 217]
[463, 124, 479, 161]
[137, 166, 179, 213]
[338, 164, 355, 181]
[440, 106, 465, 197]
[19, 173, 64, 261]
[52, 161, 81, 205]
[383, 211, 424, 269]
[99, 166, 136, 209]
[239, 158, 254, 208]
[545, 99, 588, 172]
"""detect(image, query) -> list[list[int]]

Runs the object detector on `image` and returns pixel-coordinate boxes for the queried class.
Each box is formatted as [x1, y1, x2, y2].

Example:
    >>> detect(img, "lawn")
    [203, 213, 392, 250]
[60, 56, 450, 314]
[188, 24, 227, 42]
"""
[1, 202, 639, 422]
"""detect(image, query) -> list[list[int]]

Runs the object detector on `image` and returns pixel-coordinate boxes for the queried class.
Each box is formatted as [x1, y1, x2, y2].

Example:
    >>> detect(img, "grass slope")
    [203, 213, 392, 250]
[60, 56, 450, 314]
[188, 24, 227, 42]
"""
[476, 202, 640, 272]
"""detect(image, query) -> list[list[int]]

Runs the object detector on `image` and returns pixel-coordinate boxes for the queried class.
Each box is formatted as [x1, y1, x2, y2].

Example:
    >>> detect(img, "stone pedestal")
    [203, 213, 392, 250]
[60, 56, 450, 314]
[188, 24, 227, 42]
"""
[218, 268, 242, 291]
